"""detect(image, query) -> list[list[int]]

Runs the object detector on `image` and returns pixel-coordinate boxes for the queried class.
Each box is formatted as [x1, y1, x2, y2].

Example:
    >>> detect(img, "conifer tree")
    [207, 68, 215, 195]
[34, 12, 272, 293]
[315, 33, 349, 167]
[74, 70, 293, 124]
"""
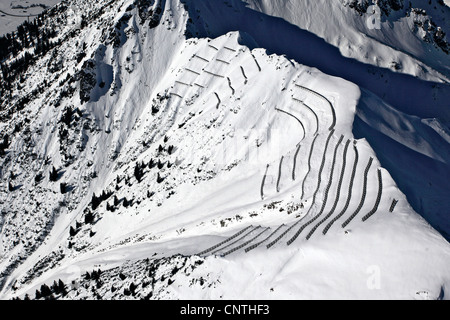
[149, 158, 156, 169]
[85, 210, 94, 224]
[49, 166, 58, 182]
[34, 173, 43, 184]
[58, 279, 66, 294]
[134, 162, 144, 182]
[91, 193, 100, 210]
[40, 284, 52, 297]
[52, 280, 60, 294]
[60, 182, 67, 194]
[69, 226, 77, 237]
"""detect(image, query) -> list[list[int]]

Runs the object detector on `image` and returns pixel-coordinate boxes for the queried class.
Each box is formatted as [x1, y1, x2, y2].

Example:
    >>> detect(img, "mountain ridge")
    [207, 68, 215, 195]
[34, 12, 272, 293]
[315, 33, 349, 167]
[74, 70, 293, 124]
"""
[0, 0, 449, 300]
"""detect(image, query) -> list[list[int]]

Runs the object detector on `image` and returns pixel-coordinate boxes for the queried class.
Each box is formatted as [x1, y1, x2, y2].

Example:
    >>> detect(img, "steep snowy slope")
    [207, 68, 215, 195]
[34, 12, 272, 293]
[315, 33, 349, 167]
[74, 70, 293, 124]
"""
[244, 0, 450, 77]
[0, 0, 449, 300]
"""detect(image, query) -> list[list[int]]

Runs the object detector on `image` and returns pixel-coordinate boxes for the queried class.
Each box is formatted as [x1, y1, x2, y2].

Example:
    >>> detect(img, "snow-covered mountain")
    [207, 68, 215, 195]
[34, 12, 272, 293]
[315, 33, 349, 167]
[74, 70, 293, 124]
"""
[0, 0, 449, 300]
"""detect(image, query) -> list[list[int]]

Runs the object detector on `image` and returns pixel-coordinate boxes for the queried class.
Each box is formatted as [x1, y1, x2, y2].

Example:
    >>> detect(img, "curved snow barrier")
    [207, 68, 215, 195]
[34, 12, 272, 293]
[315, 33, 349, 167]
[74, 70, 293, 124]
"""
[251, 53, 262, 71]
[175, 80, 191, 87]
[287, 134, 343, 245]
[204, 70, 225, 78]
[210, 226, 260, 256]
[301, 134, 320, 199]
[224, 46, 236, 52]
[301, 129, 334, 204]
[214, 92, 221, 109]
[341, 157, 374, 228]
[307, 139, 351, 240]
[216, 58, 230, 65]
[185, 68, 201, 76]
[227, 77, 235, 95]
[240, 66, 248, 84]
[197, 225, 254, 255]
[246, 224, 285, 252]
[169, 92, 183, 98]
[194, 83, 205, 89]
[269, 131, 335, 248]
[276, 156, 284, 193]
[292, 98, 319, 135]
[389, 199, 398, 213]
[362, 169, 383, 222]
[275, 107, 306, 141]
[292, 143, 302, 181]
[260, 164, 269, 200]
[208, 44, 219, 51]
[323, 144, 359, 235]
[295, 84, 336, 131]
[193, 54, 209, 63]
[267, 219, 308, 249]
[222, 227, 270, 257]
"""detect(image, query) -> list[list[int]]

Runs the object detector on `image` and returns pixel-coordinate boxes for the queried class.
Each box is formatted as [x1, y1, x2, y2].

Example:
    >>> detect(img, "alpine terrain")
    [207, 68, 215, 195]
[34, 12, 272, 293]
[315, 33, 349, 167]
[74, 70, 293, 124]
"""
[0, 0, 449, 300]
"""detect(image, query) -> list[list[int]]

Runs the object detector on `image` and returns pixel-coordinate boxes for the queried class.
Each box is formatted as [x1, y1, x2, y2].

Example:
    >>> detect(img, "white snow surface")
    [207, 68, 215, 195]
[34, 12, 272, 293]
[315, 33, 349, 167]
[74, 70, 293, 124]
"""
[0, 0, 449, 300]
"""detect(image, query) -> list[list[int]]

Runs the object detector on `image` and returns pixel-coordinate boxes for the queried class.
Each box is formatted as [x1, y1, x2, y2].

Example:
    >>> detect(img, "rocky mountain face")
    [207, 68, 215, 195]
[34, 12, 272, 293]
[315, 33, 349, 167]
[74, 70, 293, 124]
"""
[342, 0, 449, 53]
